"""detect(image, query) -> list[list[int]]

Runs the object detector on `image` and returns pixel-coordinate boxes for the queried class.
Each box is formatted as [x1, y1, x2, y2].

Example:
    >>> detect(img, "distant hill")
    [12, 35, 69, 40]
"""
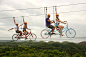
[0, 40, 11, 42]
[78, 41, 86, 45]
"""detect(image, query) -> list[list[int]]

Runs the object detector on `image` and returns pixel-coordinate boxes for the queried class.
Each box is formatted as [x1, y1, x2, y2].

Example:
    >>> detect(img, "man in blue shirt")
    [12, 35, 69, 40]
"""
[46, 14, 55, 34]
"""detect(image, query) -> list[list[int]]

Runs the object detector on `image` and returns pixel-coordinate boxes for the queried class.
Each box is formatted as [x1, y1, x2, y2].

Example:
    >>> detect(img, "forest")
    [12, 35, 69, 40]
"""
[0, 40, 86, 57]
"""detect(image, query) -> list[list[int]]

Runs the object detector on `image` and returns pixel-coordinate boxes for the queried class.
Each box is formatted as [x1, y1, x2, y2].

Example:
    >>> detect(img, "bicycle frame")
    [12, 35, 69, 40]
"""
[45, 27, 68, 35]
[45, 21, 68, 35]
[15, 31, 33, 38]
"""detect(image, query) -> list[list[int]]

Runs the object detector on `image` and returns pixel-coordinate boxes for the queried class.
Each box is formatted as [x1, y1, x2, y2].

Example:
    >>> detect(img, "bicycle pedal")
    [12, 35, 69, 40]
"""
[18, 37, 20, 39]
[18, 36, 21, 39]
[52, 33, 55, 35]
[54, 33, 56, 35]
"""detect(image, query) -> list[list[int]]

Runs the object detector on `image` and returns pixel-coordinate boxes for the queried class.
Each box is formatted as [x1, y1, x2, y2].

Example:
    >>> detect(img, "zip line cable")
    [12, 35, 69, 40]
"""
[0, 2, 86, 19]
[0, 2, 86, 12]
[59, 9, 86, 13]
[56, 2, 86, 7]
[0, 9, 86, 19]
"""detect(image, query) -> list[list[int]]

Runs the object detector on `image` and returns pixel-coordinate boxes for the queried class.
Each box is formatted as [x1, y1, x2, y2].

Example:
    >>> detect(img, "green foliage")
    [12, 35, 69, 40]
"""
[48, 53, 54, 57]
[73, 53, 81, 57]
[0, 41, 86, 57]
[5, 51, 10, 56]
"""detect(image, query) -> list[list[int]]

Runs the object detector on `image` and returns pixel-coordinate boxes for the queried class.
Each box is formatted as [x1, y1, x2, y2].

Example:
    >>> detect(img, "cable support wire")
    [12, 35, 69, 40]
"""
[0, 9, 86, 19]
[56, 2, 86, 7]
[0, 2, 86, 12]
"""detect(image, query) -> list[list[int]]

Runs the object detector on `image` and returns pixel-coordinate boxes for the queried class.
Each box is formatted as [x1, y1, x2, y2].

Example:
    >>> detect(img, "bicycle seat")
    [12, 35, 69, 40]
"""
[57, 28, 59, 29]
[56, 28, 60, 30]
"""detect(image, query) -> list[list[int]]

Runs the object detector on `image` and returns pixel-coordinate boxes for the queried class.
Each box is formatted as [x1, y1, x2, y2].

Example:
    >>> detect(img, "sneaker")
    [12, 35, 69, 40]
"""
[25, 36, 28, 39]
[60, 34, 64, 36]
[18, 36, 21, 39]
[48, 32, 50, 34]
[25, 38, 28, 39]
[52, 33, 55, 34]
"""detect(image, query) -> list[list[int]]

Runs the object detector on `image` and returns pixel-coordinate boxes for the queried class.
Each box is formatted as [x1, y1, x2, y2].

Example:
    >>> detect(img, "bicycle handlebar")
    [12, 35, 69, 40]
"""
[30, 29, 31, 32]
[64, 21, 68, 27]
[64, 21, 67, 22]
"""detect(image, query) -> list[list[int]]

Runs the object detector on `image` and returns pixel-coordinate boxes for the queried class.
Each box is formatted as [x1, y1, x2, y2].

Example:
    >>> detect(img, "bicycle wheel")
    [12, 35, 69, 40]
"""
[29, 33, 37, 41]
[41, 29, 49, 39]
[66, 28, 76, 38]
[12, 34, 19, 41]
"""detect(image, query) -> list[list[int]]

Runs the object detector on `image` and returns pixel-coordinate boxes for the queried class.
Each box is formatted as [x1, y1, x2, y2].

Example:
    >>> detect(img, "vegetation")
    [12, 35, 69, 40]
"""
[0, 40, 86, 57]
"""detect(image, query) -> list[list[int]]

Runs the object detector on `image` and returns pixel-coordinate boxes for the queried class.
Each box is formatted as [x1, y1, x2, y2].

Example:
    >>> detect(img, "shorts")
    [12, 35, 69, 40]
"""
[16, 30, 21, 33]
[56, 23, 59, 28]
[47, 25, 54, 29]
[56, 26, 59, 28]
[23, 28, 26, 32]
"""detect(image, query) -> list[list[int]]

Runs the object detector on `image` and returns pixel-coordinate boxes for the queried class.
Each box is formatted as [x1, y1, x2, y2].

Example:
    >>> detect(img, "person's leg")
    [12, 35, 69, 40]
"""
[58, 25, 62, 36]
[50, 25, 55, 33]
[48, 25, 55, 34]
[24, 31, 27, 40]
[52, 27, 55, 33]
[61, 26, 64, 36]
[61, 28, 62, 36]
[58, 25, 64, 36]
[26, 31, 29, 34]
[20, 31, 22, 36]
[61, 26, 64, 29]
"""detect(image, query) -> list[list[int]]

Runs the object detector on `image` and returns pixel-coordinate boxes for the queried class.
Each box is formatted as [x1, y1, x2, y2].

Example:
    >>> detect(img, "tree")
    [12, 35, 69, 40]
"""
[73, 53, 81, 57]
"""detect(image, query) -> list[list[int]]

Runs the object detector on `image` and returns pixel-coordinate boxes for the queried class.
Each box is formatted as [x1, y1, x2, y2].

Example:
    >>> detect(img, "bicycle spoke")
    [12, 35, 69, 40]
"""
[66, 28, 76, 38]
[12, 34, 19, 41]
[41, 29, 49, 39]
[29, 33, 37, 41]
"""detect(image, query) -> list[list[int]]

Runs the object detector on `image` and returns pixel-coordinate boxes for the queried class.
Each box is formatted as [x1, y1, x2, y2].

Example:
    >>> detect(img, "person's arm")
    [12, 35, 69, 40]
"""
[8, 28, 14, 31]
[20, 24, 23, 26]
[47, 20, 51, 22]
[18, 24, 23, 28]
[61, 21, 65, 24]
[26, 27, 31, 30]
[56, 18, 65, 24]
[47, 20, 54, 23]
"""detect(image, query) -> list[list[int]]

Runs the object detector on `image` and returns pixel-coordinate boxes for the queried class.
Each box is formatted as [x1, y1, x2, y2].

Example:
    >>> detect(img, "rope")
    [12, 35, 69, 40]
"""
[13, 17, 16, 25]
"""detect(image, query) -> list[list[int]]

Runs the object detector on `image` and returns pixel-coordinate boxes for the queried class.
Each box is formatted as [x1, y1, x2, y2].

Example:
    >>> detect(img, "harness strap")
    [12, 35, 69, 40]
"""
[13, 17, 16, 25]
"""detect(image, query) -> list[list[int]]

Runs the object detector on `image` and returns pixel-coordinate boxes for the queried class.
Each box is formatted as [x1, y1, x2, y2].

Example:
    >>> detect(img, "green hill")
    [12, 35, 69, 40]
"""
[0, 41, 86, 57]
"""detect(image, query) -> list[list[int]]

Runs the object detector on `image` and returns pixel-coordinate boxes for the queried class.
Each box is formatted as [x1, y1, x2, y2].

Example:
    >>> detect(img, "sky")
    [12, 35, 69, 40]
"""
[0, 0, 86, 43]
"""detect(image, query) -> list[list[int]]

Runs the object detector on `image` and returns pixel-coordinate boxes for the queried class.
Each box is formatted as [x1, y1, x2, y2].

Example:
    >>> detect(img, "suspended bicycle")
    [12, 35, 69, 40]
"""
[40, 21, 76, 39]
[12, 30, 37, 41]
[12, 17, 37, 41]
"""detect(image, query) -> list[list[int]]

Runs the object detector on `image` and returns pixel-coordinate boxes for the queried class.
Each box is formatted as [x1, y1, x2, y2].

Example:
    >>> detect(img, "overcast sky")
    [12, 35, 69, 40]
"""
[0, 0, 86, 43]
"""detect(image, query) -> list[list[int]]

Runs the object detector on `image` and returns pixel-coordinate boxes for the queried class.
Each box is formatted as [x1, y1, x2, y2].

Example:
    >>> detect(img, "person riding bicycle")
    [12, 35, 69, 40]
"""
[23, 22, 31, 40]
[56, 14, 66, 36]
[46, 14, 55, 34]
[8, 23, 23, 36]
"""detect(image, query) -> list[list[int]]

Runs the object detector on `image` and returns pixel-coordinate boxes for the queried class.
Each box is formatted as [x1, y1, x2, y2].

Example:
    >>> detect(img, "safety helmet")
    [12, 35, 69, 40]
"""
[47, 14, 50, 16]
[16, 23, 18, 24]
[25, 22, 27, 24]
[56, 14, 59, 16]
